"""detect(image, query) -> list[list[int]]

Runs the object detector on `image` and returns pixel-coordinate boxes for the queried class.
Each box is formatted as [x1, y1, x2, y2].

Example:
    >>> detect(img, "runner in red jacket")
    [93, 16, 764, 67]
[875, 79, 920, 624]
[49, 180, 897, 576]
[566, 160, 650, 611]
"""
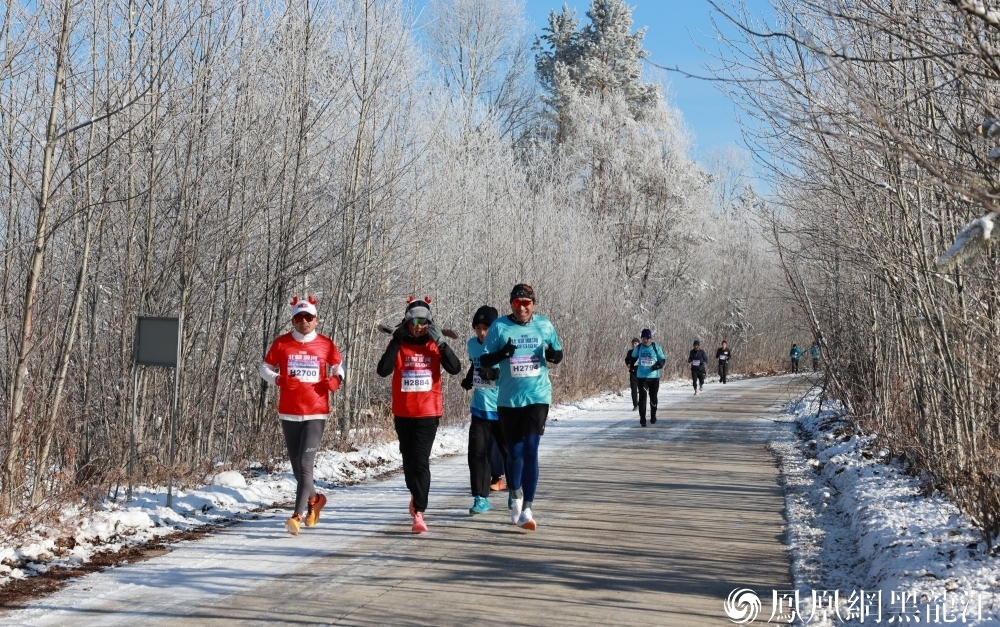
[377, 297, 462, 533]
[260, 296, 343, 535]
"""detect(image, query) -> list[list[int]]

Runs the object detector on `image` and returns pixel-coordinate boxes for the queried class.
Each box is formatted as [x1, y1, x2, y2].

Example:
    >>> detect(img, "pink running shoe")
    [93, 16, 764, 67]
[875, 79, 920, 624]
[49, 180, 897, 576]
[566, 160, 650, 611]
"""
[412, 512, 428, 533]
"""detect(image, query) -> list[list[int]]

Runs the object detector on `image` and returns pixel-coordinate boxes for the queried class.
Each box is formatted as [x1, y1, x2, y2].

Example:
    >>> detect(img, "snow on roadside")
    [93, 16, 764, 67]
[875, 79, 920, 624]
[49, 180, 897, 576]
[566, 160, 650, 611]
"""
[0, 425, 466, 589]
[772, 390, 1000, 625]
[0, 387, 632, 591]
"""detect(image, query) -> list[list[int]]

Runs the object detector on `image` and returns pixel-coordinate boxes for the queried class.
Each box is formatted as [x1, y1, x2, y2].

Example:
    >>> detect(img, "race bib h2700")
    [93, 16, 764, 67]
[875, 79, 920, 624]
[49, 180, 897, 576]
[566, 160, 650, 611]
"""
[287, 356, 320, 382]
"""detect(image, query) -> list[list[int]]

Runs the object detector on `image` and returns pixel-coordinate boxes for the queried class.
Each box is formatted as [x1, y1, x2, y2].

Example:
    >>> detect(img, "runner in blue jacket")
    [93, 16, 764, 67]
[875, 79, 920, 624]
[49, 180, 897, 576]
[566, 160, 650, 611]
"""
[629, 329, 666, 426]
[461, 305, 507, 516]
[790, 344, 802, 374]
[479, 284, 563, 531]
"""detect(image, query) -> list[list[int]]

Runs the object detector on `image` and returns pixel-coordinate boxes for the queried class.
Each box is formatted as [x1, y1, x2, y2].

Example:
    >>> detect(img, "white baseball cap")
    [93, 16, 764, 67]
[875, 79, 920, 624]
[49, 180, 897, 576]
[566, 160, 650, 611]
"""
[290, 296, 318, 318]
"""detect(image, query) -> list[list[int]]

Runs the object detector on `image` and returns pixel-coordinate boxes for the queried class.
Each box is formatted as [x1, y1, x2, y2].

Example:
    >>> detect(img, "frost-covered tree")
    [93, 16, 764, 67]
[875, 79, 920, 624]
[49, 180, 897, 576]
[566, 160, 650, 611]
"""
[425, 0, 537, 137]
[535, 0, 659, 139]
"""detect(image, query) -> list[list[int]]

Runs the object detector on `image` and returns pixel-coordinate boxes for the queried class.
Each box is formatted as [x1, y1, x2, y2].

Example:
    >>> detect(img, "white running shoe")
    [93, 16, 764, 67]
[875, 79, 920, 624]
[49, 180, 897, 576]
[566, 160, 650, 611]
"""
[693, 389, 698, 396]
[510, 497, 524, 524]
[517, 508, 536, 531]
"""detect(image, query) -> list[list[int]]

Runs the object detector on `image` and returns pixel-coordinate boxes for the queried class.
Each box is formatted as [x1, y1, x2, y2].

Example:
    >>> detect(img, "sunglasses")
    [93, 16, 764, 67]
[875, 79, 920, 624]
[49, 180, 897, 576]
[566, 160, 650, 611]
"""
[293, 314, 316, 322]
[511, 298, 534, 307]
[409, 317, 429, 326]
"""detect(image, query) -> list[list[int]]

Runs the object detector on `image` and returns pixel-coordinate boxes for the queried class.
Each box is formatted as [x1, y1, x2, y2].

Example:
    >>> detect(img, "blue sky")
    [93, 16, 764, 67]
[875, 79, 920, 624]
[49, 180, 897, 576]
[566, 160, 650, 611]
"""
[415, 0, 776, 162]
[520, 0, 775, 160]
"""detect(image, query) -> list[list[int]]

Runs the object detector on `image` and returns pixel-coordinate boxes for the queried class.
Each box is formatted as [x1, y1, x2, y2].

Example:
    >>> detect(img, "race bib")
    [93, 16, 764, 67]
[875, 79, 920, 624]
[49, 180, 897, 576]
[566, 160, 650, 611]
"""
[287, 356, 320, 382]
[639, 355, 655, 367]
[510, 354, 542, 378]
[691, 359, 701, 367]
[401, 369, 432, 392]
[473, 369, 495, 389]
[720, 355, 728, 361]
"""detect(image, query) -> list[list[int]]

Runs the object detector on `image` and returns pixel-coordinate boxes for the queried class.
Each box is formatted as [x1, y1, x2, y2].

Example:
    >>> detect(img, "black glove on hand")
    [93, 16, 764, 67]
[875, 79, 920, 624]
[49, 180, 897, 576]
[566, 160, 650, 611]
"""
[461, 375, 473, 391]
[478, 366, 498, 382]
[480, 338, 516, 368]
[501, 338, 516, 358]
[427, 324, 445, 346]
[544, 346, 563, 364]
[392, 324, 407, 343]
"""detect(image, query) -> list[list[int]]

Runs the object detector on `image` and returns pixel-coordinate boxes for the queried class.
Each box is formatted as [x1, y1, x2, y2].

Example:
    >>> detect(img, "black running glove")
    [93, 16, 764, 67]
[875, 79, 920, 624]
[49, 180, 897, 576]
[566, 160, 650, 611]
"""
[461, 364, 474, 390]
[544, 347, 563, 364]
[480, 339, 516, 368]
[391, 324, 407, 343]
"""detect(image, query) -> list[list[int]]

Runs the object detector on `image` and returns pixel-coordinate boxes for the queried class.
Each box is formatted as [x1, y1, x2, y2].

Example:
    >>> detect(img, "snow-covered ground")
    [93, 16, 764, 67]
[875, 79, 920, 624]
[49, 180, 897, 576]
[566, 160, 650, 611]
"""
[13, 376, 991, 627]
[0, 383, 681, 591]
[0, 385, 676, 626]
[773, 389, 1000, 625]
[0, 426, 473, 586]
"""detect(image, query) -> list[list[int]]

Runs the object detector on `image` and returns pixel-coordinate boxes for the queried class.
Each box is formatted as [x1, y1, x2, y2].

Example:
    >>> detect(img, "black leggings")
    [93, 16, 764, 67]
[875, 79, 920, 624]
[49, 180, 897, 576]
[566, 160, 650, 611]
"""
[469, 417, 509, 498]
[637, 378, 659, 420]
[281, 419, 326, 515]
[692, 369, 705, 390]
[718, 362, 729, 383]
[394, 417, 439, 513]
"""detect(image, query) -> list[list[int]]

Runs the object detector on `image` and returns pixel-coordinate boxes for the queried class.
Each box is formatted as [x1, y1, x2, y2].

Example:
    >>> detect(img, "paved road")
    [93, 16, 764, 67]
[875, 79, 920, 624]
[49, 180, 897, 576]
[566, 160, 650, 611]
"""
[3, 376, 806, 626]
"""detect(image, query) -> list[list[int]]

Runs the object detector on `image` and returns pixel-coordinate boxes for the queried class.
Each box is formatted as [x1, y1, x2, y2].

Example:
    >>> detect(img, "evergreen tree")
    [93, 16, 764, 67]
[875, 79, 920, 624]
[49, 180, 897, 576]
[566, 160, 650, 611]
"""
[535, 0, 659, 139]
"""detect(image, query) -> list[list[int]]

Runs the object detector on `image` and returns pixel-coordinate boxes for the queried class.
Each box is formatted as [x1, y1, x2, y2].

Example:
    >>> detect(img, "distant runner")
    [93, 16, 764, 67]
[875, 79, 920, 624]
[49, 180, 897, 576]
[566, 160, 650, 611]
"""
[629, 329, 665, 427]
[716, 340, 731, 384]
[479, 284, 563, 531]
[625, 337, 641, 411]
[810, 342, 821, 372]
[688, 340, 708, 395]
[461, 305, 508, 516]
[377, 297, 462, 533]
[790, 344, 802, 374]
[260, 296, 344, 536]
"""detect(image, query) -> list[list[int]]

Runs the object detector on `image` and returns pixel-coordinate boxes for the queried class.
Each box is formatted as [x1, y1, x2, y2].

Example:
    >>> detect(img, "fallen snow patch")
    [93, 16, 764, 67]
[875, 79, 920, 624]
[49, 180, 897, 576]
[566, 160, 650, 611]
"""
[0, 388, 630, 591]
[772, 391, 1000, 625]
[0, 424, 467, 589]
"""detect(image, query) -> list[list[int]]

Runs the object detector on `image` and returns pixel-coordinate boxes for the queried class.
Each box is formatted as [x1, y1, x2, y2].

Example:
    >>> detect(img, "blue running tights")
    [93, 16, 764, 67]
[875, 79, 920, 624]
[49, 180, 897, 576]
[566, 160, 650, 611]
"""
[508, 434, 541, 502]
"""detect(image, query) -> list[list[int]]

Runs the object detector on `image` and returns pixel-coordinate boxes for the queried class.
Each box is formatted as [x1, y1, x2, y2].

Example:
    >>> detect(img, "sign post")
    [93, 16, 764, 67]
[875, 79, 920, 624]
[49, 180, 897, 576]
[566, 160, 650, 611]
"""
[128, 317, 183, 508]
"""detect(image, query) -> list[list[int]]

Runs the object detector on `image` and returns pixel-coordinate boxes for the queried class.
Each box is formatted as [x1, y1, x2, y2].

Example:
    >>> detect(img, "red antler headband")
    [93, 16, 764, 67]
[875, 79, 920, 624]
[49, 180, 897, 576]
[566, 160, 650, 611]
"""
[289, 295, 318, 317]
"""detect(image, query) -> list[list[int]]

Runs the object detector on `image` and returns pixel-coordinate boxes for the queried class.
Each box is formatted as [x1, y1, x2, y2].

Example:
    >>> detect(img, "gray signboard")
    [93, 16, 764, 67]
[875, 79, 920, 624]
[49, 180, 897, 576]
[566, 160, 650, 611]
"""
[135, 317, 180, 367]
[129, 316, 183, 507]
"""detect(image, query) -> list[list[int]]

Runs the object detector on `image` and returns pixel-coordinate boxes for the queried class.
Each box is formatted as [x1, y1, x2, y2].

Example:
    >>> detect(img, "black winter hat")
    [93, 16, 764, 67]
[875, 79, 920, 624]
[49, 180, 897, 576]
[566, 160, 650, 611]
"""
[510, 283, 536, 302]
[472, 306, 499, 328]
